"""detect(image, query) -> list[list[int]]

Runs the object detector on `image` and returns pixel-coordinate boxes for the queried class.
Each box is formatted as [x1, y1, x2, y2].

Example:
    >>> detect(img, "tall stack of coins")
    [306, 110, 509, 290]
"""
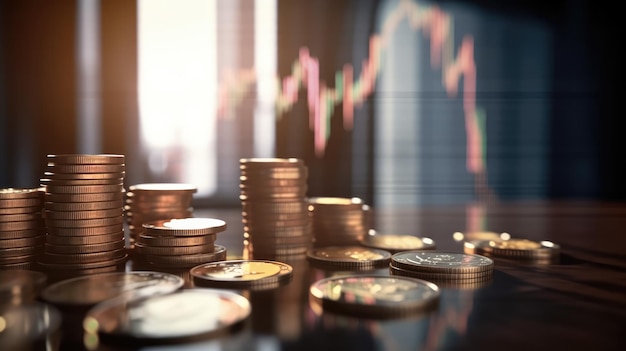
[0, 188, 45, 270]
[40, 154, 127, 274]
[125, 183, 196, 246]
[239, 158, 311, 259]
[136, 217, 227, 268]
[308, 197, 371, 247]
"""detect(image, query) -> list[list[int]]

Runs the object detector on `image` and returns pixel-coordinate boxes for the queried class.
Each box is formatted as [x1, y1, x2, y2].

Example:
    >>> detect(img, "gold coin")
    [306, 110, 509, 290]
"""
[143, 218, 227, 236]
[128, 183, 197, 193]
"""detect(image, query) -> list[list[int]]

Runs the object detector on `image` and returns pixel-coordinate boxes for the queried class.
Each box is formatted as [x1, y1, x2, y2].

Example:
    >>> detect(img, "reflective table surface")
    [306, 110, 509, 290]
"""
[3, 200, 625, 351]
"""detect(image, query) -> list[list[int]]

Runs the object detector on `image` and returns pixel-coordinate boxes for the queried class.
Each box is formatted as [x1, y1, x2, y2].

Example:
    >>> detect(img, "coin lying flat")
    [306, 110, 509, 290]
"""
[306, 246, 391, 270]
[309, 275, 440, 318]
[0, 188, 44, 200]
[142, 218, 227, 236]
[83, 289, 251, 343]
[360, 230, 436, 253]
[40, 271, 184, 307]
[46, 154, 125, 165]
[191, 260, 293, 290]
[390, 251, 494, 274]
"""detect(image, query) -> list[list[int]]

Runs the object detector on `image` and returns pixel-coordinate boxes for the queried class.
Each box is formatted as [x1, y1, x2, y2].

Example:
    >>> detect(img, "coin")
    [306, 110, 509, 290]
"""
[0, 206, 43, 215]
[135, 242, 214, 256]
[0, 188, 44, 200]
[240, 157, 304, 167]
[46, 231, 124, 245]
[44, 208, 123, 220]
[0, 212, 42, 222]
[46, 163, 125, 174]
[390, 251, 494, 274]
[191, 260, 293, 290]
[0, 254, 38, 265]
[0, 228, 45, 239]
[360, 231, 436, 253]
[309, 275, 440, 318]
[306, 246, 391, 269]
[45, 216, 124, 228]
[137, 233, 215, 247]
[308, 197, 364, 210]
[0, 236, 45, 249]
[128, 183, 197, 193]
[143, 218, 227, 236]
[40, 271, 184, 307]
[388, 264, 493, 280]
[40, 177, 123, 186]
[43, 171, 125, 180]
[83, 289, 250, 343]
[44, 200, 122, 211]
[47, 154, 124, 164]
[44, 184, 123, 194]
[41, 249, 126, 264]
[44, 191, 125, 203]
[46, 224, 122, 236]
[37, 254, 128, 270]
[0, 197, 44, 208]
[145, 245, 227, 267]
[0, 220, 45, 231]
[44, 240, 125, 254]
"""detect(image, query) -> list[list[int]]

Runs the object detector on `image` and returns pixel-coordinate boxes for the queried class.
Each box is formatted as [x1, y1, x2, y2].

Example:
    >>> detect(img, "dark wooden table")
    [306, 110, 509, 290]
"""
[18, 200, 626, 350]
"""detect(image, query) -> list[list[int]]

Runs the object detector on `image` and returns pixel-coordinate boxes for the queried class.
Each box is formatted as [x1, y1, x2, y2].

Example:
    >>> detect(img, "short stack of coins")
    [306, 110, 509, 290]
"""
[464, 238, 560, 264]
[239, 158, 311, 259]
[125, 183, 196, 246]
[308, 197, 371, 247]
[40, 154, 127, 274]
[136, 217, 227, 268]
[0, 188, 45, 270]
[390, 251, 494, 288]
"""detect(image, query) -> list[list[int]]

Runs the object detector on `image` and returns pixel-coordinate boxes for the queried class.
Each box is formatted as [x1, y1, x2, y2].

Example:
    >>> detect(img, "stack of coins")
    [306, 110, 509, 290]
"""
[0, 188, 45, 270]
[125, 183, 196, 246]
[40, 154, 127, 274]
[240, 158, 311, 259]
[136, 217, 227, 268]
[390, 251, 494, 288]
[464, 238, 560, 264]
[308, 197, 371, 247]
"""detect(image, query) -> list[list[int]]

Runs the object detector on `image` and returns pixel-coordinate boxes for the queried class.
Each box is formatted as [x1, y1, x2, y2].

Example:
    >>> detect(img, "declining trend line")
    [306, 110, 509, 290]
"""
[217, 0, 486, 178]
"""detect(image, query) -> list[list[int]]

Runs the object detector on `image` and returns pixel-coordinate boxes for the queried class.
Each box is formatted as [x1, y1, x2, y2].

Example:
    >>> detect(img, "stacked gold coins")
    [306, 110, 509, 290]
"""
[308, 197, 371, 247]
[390, 251, 494, 288]
[39, 154, 127, 274]
[464, 238, 560, 264]
[239, 158, 311, 259]
[136, 217, 227, 268]
[125, 183, 196, 246]
[0, 188, 45, 270]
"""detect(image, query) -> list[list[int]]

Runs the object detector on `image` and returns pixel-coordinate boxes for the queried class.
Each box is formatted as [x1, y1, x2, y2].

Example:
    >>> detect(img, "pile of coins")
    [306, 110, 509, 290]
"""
[464, 238, 560, 264]
[240, 158, 311, 259]
[125, 183, 196, 246]
[390, 251, 494, 288]
[308, 197, 371, 247]
[0, 188, 45, 270]
[39, 154, 127, 274]
[135, 217, 227, 268]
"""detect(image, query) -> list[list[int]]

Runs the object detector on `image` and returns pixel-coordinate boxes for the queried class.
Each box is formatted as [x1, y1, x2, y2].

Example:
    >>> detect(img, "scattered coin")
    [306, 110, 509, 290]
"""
[306, 246, 391, 270]
[360, 230, 436, 253]
[191, 260, 293, 290]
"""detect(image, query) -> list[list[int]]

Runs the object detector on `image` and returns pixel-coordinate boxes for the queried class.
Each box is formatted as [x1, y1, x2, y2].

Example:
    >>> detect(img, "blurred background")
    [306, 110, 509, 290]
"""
[0, 0, 622, 209]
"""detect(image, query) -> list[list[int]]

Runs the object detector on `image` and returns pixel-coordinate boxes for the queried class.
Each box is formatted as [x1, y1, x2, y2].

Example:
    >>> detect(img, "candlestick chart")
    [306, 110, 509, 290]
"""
[217, 0, 487, 180]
